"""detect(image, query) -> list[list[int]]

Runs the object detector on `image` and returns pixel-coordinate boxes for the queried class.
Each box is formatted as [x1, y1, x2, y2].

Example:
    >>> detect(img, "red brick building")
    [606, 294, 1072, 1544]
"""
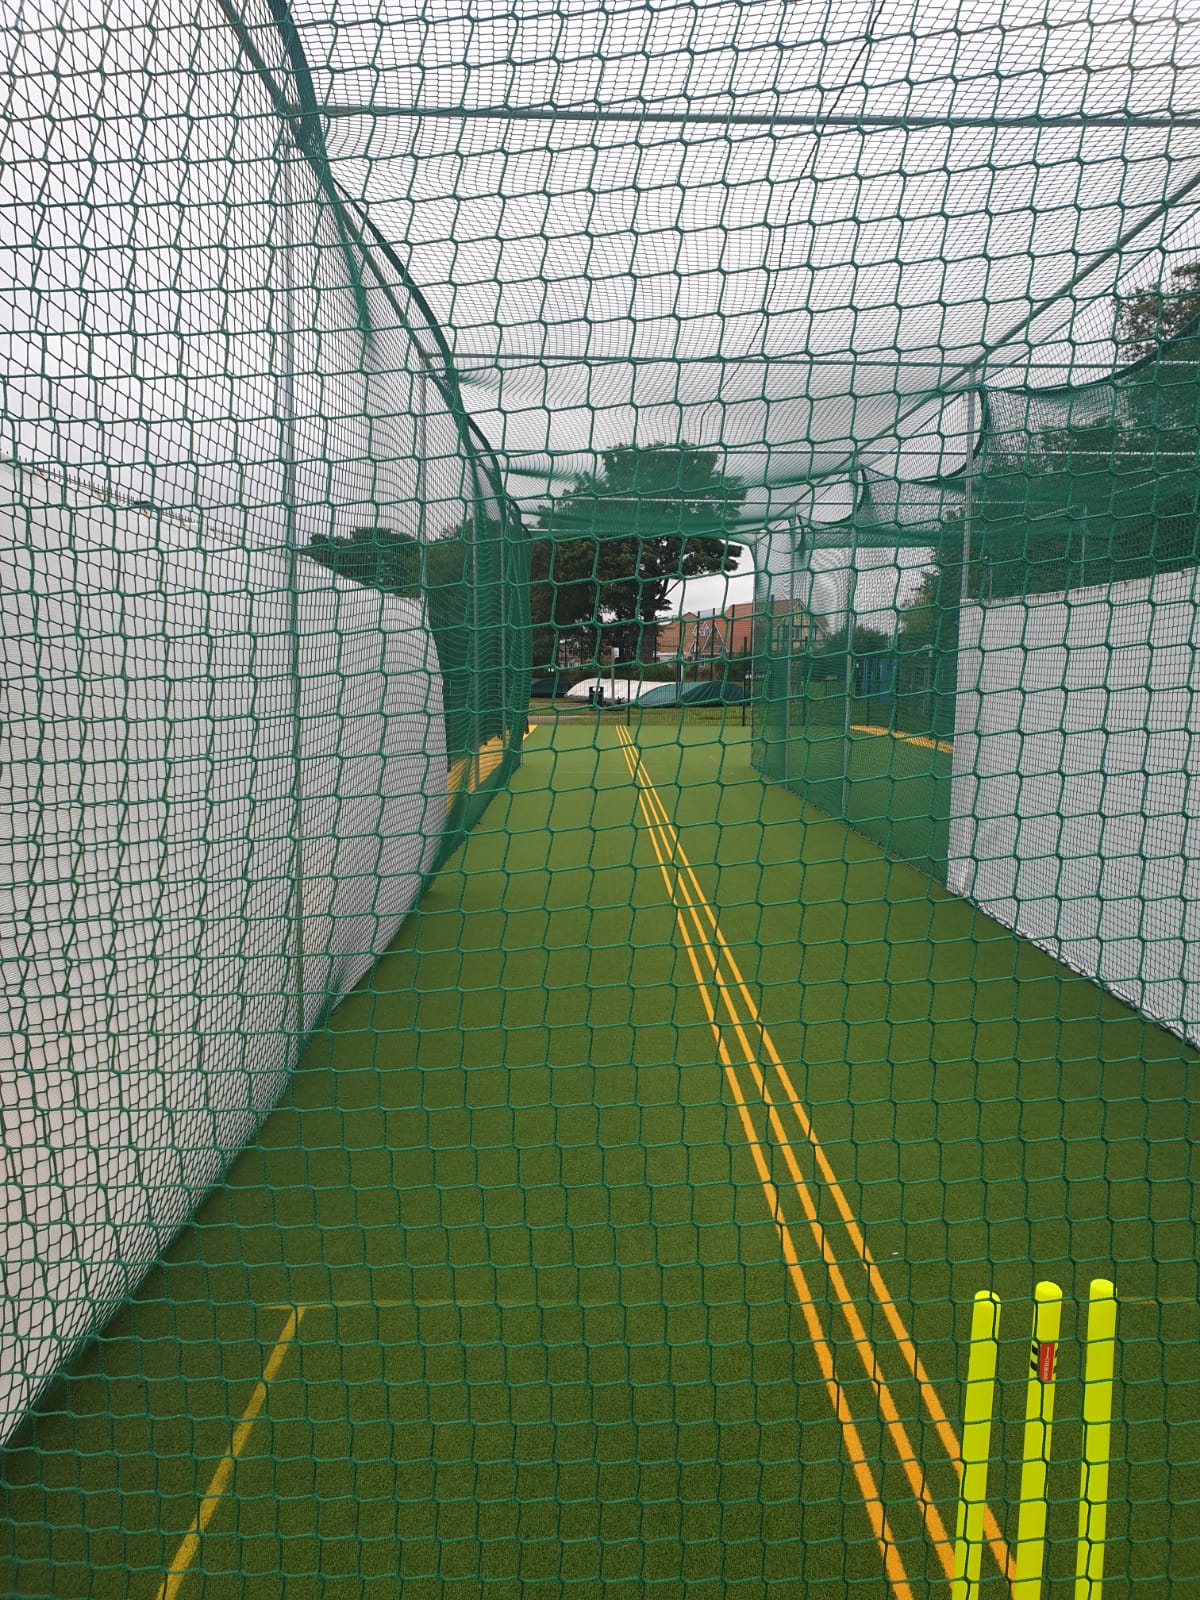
[656, 599, 825, 660]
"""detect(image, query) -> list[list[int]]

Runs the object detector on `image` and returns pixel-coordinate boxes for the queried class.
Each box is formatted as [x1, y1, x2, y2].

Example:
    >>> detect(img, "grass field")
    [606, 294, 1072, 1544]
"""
[0, 718, 1197, 1596]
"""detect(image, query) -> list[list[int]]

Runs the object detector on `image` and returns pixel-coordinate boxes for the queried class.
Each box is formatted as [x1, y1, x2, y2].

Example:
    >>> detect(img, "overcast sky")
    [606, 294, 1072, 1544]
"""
[11, 0, 1200, 562]
[311, 0, 1200, 531]
[666, 540, 932, 629]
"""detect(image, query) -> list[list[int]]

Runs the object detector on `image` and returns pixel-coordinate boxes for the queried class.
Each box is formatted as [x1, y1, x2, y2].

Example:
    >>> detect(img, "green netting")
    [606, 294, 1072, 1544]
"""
[979, 327, 1200, 599]
[754, 320, 1200, 901]
[3, 0, 1200, 1596]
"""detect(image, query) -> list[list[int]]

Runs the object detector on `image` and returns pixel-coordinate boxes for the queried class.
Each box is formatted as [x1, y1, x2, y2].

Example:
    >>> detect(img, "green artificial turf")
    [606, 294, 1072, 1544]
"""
[760, 713, 951, 878]
[0, 718, 1196, 1597]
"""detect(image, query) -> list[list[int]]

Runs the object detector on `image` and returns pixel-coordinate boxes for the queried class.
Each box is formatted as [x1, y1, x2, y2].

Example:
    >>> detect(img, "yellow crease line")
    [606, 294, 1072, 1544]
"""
[616, 724, 1013, 1586]
[255, 1294, 1182, 1311]
[850, 724, 954, 756]
[617, 729, 942, 1574]
[618, 724, 1012, 1581]
[618, 738, 913, 1599]
[156, 1306, 306, 1600]
[668, 851, 955, 1570]
[259, 1297, 585, 1311]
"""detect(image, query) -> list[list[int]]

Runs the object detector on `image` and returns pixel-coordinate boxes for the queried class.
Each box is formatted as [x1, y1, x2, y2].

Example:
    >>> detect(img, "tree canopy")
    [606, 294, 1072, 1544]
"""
[896, 565, 952, 654]
[305, 523, 469, 599]
[1115, 259, 1200, 361]
[307, 525, 423, 594]
[815, 621, 893, 659]
[304, 522, 477, 756]
[530, 442, 744, 666]
[969, 264, 1200, 598]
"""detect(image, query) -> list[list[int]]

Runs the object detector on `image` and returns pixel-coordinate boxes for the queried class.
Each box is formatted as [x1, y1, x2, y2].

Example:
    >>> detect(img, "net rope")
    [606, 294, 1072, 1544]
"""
[1, 1, 1198, 1595]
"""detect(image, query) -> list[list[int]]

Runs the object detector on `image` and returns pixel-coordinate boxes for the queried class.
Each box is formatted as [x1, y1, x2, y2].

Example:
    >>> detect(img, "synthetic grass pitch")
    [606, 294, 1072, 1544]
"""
[0, 716, 1196, 1596]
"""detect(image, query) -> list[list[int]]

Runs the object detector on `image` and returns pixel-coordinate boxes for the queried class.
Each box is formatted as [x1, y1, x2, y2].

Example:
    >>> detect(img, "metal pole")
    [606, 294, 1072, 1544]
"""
[417, 368, 427, 542]
[952, 382, 979, 755]
[841, 545, 857, 820]
[784, 524, 793, 774]
[962, 385, 976, 607]
[278, 140, 306, 1049]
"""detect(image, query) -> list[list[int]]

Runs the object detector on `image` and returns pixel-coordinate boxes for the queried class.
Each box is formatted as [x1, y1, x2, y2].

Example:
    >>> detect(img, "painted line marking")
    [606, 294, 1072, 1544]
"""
[617, 728, 939, 1576]
[617, 725, 997, 1572]
[447, 735, 509, 808]
[614, 728, 913, 1598]
[256, 1292, 1196, 1305]
[850, 724, 954, 756]
[259, 1298, 593, 1311]
[615, 724, 1014, 1587]
[156, 1306, 306, 1600]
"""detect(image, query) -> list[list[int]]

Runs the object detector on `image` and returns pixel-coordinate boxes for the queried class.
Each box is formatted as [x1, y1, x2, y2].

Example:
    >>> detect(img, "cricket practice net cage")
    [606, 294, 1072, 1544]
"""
[1, 0, 1199, 1597]
[0, 0, 528, 1443]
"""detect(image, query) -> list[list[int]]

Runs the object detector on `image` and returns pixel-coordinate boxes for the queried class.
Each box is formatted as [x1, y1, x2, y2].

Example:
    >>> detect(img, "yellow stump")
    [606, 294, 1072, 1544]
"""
[1014, 1281, 1064, 1598]
[1075, 1279, 1117, 1600]
[952, 1290, 1002, 1600]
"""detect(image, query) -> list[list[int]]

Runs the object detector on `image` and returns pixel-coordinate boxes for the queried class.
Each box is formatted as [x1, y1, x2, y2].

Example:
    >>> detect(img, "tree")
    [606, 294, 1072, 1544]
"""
[305, 522, 472, 602]
[896, 565, 949, 655]
[528, 532, 603, 670]
[306, 525, 422, 593]
[305, 521, 478, 755]
[1115, 260, 1200, 360]
[531, 443, 744, 667]
[817, 621, 892, 659]
[988, 262, 1200, 595]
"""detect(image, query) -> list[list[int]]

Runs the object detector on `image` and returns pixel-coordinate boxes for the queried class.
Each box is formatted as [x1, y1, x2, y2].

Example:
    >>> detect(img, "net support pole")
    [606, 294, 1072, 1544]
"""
[417, 369, 427, 541]
[841, 542, 858, 819]
[278, 138, 307, 1048]
[785, 516, 806, 783]
[948, 382, 978, 755]
[961, 384, 977, 607]
[784, 525, 794, 778]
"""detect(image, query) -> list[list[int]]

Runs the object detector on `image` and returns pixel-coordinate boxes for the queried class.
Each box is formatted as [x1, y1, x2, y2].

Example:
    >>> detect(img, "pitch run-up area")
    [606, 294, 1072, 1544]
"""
[1, 716, 1196, 1598]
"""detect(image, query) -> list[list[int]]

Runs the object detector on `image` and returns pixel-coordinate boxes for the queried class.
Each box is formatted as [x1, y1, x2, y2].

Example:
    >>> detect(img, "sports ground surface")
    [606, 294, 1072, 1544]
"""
[1, 715, 1197, 1597]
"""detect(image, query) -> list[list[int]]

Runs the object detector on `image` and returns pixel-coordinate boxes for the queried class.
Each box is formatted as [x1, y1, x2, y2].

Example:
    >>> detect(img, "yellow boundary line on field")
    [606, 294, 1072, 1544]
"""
[850, 724, 954, 756]
[155, 1306, 307, 1600]
[614, 724, 1015, 1591]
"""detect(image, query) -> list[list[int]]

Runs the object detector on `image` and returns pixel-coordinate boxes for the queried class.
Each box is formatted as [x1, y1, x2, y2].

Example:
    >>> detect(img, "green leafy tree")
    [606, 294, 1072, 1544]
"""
[1115, 260, 1200, 360]
[817, 621, 892, 659]
[305, 522, 478, 755]
[306, 525, 423, 593]
[896, 565, 947, 655]
[528, 534, 603, 669]
[977, 270, 1200, 596]
[531, 443, 744, 667]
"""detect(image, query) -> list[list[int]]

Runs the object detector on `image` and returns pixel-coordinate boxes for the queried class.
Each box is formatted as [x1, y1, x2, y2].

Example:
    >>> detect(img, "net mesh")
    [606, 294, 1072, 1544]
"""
[0, 0, 1198, 1595]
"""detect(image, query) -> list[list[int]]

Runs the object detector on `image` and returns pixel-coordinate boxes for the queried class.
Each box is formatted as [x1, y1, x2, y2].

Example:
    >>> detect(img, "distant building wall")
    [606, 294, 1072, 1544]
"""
[658, 600, 824, 660]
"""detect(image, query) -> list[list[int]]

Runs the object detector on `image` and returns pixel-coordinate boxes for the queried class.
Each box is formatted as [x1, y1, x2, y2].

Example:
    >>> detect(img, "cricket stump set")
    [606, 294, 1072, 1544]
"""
[951, 1279, 1117, 1599]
